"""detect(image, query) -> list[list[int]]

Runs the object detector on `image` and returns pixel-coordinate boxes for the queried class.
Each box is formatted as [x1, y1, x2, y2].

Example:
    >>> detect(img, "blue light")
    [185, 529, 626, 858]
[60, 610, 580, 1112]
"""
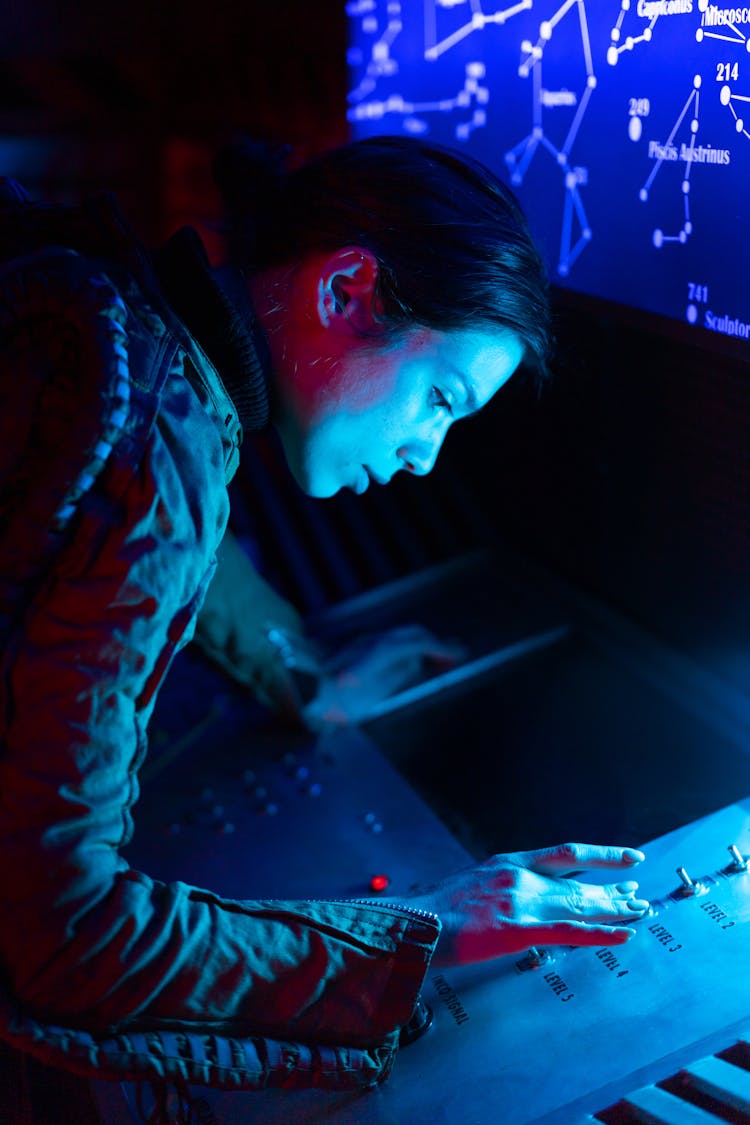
[347, 1, 750, 342]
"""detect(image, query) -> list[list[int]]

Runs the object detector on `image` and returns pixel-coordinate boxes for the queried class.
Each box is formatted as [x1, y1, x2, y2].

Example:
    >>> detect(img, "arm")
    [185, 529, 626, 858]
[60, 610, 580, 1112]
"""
[0, 250, 437, 1064]
[193, 527, 315, 717]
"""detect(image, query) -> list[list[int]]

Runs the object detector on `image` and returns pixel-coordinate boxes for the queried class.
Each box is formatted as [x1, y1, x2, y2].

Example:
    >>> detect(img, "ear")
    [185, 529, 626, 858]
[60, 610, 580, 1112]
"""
[316, 247, 384, 335]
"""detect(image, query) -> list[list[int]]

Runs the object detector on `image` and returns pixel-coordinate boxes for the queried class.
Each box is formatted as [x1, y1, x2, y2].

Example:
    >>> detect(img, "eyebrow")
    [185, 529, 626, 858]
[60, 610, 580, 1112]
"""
[451, 370, 479, 415]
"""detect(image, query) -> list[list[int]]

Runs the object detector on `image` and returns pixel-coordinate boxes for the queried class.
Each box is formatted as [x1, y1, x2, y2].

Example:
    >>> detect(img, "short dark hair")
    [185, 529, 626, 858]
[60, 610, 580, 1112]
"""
[213, 135, 552, 381]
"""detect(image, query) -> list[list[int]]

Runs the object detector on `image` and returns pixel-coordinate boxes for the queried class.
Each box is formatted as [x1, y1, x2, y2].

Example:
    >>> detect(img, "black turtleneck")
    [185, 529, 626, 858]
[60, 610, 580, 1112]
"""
[152, 226, 272, 435]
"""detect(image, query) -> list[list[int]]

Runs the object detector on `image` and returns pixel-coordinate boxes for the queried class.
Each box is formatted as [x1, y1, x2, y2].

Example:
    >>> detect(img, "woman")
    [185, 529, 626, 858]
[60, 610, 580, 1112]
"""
[0, 137, 648, 1103]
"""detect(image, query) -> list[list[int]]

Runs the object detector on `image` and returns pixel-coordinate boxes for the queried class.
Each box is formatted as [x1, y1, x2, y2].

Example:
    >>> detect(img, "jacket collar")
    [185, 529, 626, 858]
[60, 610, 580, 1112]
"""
[151, 226, 271, 434]
[0, 186, 272, 437]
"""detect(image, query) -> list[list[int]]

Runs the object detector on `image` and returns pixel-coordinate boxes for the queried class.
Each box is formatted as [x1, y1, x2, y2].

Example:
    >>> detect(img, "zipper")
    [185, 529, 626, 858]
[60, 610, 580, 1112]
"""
[314, 899, 440, 924]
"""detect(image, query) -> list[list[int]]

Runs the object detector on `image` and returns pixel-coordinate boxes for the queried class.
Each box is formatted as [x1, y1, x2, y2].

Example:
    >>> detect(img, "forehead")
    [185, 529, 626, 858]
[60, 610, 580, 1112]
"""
[428, 325, 525, 403]
[340, 323, 524, 415]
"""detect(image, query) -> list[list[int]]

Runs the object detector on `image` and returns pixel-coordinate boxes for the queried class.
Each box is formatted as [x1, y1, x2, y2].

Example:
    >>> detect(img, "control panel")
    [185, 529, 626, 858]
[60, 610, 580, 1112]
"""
[106, 552, 750, 1124]
[117, 709, 750, 1125]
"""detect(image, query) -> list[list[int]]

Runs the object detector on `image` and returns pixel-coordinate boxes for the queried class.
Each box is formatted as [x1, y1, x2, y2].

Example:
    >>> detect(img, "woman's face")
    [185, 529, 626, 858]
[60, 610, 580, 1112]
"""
[276, 324, 523, 498]
[251, 249, 525, 498]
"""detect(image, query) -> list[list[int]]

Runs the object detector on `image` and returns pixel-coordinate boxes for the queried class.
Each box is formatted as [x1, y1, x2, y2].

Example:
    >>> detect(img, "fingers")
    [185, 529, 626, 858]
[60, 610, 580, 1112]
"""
[527, 920, 638, 947]
[277, 632, 324, 677]
[513, 842, 646, 876]
[480, 854, 651, 928]
[264, 626, 323, 675]
[539, 882, 650, 922]
[260, 671, 302, 720]
[229, 646, 305, 721]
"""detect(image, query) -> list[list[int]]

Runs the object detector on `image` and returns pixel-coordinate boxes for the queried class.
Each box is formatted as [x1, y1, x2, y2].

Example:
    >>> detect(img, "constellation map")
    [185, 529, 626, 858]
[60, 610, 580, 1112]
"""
[638, 74, 702, 253]
[347, 0, 750, 345]
[504, 0, 596, 275]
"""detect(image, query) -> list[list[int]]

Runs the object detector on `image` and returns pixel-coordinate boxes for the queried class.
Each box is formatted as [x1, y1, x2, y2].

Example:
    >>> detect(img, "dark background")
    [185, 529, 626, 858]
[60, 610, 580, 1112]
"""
[3, 0, 750, 701]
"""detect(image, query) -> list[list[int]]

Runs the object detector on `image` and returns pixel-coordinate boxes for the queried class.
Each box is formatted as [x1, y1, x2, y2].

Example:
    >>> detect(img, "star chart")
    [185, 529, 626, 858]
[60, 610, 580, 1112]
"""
[607, 1, 660, 66]
[423, 0, 533, 60]
[638, 74, 702, 252]
[348, 1, 750, 344]
[504, 0, 597, 275]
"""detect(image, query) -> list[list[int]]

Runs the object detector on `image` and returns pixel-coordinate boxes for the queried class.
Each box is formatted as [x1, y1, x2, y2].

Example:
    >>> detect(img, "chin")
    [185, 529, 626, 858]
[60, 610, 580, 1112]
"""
[307, 482, 341, 499]
[295, 468, 340, 499]
[275, 423, 334, 497]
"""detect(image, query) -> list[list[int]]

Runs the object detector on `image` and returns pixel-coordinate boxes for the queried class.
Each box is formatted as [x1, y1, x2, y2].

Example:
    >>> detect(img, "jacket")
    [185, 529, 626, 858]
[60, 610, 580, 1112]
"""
[0, 181, 440, 1094]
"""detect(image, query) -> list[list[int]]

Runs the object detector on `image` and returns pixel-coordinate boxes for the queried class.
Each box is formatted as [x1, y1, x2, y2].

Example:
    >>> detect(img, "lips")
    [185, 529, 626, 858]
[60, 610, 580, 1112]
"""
[353, 467, 370, 495]
[351, 467, 389, 494]
[365, 466, 389, 486]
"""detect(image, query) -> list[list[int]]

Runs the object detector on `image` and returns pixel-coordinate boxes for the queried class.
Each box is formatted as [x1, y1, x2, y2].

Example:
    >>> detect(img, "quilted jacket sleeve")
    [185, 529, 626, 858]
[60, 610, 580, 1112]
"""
[0, 247, 440, 1081]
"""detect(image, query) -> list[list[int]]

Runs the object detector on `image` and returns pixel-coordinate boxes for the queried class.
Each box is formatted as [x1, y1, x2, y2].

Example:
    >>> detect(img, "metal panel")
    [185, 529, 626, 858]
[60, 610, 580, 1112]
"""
[683, 1056, 750, 1114]
[624, 1085, 722, 1124]
[113, 798, 750, 1125]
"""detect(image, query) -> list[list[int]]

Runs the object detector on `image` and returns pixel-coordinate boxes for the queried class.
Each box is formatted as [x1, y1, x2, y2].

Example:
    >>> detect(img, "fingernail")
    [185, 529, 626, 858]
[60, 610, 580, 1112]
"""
[627, 899, 650, 912]
[624, 927, 637, 940]
[616, 881, 639, 893]
[623, 848, 645, 864]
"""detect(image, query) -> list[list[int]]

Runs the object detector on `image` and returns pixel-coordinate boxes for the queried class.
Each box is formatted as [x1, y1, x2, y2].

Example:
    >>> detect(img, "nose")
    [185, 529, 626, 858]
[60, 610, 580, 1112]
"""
[397, 434, 444, 477]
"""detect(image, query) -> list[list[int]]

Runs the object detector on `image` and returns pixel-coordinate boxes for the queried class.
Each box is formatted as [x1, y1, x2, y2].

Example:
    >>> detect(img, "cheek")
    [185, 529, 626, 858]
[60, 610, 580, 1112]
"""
[295, 356, 395, 430]
[293, 355, 344, 426]
[338, 353, 402, 415]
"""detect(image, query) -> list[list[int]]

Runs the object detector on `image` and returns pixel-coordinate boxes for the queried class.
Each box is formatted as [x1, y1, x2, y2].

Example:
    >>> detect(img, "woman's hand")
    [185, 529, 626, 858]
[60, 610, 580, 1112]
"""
[302, 625, 464, 730]
[194, 530, 319, 719]
[402, 842, 650, 966]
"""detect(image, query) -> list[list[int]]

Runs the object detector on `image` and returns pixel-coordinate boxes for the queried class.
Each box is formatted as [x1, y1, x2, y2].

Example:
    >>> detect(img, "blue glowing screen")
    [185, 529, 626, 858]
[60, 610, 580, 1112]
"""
[347, 2, 750, 345]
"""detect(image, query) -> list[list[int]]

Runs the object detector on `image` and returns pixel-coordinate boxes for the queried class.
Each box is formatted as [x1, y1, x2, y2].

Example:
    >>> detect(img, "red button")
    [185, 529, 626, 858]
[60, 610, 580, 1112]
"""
[370, 874, 390, 893]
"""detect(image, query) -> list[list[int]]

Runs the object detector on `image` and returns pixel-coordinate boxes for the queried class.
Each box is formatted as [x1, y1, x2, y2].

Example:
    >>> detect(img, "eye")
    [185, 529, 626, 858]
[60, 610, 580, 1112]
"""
[430, 386, 453, 415]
